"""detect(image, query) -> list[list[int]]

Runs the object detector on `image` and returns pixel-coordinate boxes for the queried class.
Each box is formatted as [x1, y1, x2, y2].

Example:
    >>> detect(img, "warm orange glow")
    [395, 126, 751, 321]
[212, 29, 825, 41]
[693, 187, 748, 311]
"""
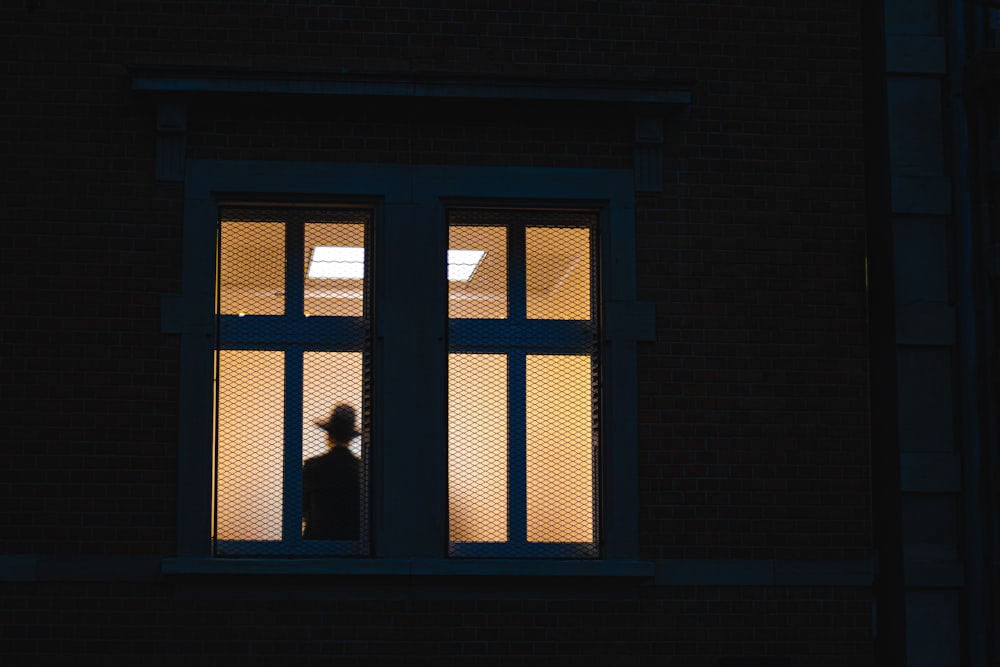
[303, 222, 365, 317]
[526, 227, 591, 320]
[302, 351, 364, 461]
[217, 216, 595, 549]
[216, 350, 285, 541]
[448, 354, 508, 542]
[218, 221, 286, 316]
[449, 353, 595, 545]
[526, 354, 594, 542]
[215, 350, 364, 542]
[448, 226, 507, 319]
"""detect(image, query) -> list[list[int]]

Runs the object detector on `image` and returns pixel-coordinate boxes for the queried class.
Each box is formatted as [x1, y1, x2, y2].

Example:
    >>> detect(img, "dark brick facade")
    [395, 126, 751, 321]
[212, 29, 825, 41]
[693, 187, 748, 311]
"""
[2, 582, 871, 665]
[2, 1, 872, 664]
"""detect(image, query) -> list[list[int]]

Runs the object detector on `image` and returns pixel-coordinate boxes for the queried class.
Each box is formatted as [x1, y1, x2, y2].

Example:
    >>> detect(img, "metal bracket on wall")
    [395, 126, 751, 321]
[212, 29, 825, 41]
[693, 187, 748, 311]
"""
[156, 102, 187, 182]
[633, 116, 664, 193]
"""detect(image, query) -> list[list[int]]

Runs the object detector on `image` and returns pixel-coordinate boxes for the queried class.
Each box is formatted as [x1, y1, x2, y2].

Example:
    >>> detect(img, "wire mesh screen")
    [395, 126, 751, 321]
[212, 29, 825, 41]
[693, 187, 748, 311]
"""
[448, 225, 507, 320]
[525, 354, 595, 544]
[218, 221, 285, 316]
[526, 226, 592, 320]
[449, 354, 509, 543]
[447, 208, 599, 558]
[216, 350, 285, 542]
[301, 351, 366, 547]
[215, 206, 370, 556]
[304, 222, 366, 318]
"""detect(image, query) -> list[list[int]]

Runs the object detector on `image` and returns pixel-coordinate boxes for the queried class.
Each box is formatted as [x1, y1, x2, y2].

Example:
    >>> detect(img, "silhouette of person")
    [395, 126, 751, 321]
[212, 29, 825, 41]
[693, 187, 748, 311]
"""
[302, 403, 361, 540]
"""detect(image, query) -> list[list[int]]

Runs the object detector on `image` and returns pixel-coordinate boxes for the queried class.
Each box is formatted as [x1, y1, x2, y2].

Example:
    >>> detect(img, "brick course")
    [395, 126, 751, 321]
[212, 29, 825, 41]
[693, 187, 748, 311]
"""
[1, 582, 871, 666]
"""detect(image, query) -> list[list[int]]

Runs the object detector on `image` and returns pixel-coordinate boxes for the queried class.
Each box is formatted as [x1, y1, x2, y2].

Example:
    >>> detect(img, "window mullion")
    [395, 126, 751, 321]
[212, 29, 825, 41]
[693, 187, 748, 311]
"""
[507, 222, 528, 549]
[282, 347, 304, 544]
[281, 219, 305, 545]
[508, 351, 527, 548]
[509, 222, 527, 323]
[285, 219, 305, 319]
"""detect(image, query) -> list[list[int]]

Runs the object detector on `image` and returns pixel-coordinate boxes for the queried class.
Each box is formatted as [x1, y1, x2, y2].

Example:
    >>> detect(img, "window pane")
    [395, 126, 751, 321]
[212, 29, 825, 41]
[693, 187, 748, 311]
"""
[448, 226, 507, 320]
[302, 352, 364, 460]
[449, 353, 508, 542]
[526, 354, 594, 543]
[526, 227, 591, 320]
[304, 218, 367, 318]
[302, 351, 365, 543]
[219, 221, 285, 316]
[215, 350, 285, 542]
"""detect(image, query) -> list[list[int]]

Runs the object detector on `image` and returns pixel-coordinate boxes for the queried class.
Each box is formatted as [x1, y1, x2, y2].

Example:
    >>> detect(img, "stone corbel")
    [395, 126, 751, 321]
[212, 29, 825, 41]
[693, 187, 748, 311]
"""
[155, 102, 187, 182]
[633, 116, 664, 193]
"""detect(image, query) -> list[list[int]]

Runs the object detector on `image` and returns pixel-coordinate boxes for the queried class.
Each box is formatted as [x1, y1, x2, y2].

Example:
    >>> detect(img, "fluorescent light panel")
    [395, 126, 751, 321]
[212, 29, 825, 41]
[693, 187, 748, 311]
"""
[447, 249, 486, 281]
[308, 247, 485, 281]
[308, 246, 365, 279]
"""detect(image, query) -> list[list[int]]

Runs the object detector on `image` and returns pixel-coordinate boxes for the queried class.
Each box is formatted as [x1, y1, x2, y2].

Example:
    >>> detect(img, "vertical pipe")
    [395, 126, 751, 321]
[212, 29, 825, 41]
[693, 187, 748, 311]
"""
[949, 1, 989, 663]
[861, 0, 907, 663]
[976, 92, 1000, 667]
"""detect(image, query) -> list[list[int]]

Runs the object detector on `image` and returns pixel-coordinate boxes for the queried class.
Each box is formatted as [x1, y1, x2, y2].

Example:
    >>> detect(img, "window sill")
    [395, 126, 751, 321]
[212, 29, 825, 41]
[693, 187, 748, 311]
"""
[162, 557, 655, 578]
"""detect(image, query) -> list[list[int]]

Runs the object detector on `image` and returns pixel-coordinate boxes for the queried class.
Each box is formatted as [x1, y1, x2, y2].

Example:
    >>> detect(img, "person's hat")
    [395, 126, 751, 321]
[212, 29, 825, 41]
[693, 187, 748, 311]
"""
[314, 403, 361, 440]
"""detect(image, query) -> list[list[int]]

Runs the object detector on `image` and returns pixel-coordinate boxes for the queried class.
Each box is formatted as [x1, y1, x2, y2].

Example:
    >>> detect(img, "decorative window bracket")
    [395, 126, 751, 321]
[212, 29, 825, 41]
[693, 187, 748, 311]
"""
[634, 117, 665, 193]
[155, 102, 186, 182]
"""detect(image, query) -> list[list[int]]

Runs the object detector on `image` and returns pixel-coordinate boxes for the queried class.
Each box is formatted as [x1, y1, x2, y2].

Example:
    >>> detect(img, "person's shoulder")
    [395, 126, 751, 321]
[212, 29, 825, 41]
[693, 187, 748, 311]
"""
[304, 452, 332, 469]
[330, 447, 359, 463]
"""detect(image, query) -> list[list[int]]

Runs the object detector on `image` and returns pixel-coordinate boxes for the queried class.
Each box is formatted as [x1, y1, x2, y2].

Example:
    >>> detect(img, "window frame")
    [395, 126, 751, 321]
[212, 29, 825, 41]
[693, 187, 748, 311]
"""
[169, 161, 649, 572]
[445, 210, 601, 558]
[213, 205, 374, 557]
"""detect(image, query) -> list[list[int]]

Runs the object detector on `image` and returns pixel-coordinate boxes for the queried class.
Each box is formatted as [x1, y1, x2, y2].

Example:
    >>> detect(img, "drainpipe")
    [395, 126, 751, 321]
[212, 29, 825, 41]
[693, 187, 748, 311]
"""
[951, 1, 989, 664]
[861, 1, 907, 664]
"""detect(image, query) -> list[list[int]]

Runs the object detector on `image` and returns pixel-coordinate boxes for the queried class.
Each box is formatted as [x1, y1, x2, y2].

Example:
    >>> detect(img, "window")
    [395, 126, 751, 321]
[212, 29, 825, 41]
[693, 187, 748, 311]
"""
[214, 206, 371, 556]
[172, 161, 644, 567]
[212, 204, 599, 558]
[447, 209, 599, 558]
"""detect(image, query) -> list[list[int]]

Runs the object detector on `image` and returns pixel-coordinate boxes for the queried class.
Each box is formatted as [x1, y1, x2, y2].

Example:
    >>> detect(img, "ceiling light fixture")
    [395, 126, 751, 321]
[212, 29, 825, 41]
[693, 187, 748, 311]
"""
[308, 246, 364, 279]
[308, 247, 485, 281]
[446, 249, 486, 281]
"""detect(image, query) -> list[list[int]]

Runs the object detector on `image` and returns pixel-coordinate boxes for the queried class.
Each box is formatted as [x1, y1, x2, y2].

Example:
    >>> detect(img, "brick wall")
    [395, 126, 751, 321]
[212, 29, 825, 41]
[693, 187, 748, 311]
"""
[2, 0, 871, 663]
[2, 582, 871, 666]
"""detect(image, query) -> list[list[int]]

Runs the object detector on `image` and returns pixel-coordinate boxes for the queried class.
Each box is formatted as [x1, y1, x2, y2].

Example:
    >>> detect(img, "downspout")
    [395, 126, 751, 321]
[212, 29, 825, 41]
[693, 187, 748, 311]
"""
[861, 1, 907, 664]
[981, 12, 1000, 664]
[951, 1, 989, 664]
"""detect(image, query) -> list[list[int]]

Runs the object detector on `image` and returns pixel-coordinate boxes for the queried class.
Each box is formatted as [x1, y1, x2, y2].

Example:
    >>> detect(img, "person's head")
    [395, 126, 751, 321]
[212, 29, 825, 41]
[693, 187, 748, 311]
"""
[314, 403, 360, 446]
